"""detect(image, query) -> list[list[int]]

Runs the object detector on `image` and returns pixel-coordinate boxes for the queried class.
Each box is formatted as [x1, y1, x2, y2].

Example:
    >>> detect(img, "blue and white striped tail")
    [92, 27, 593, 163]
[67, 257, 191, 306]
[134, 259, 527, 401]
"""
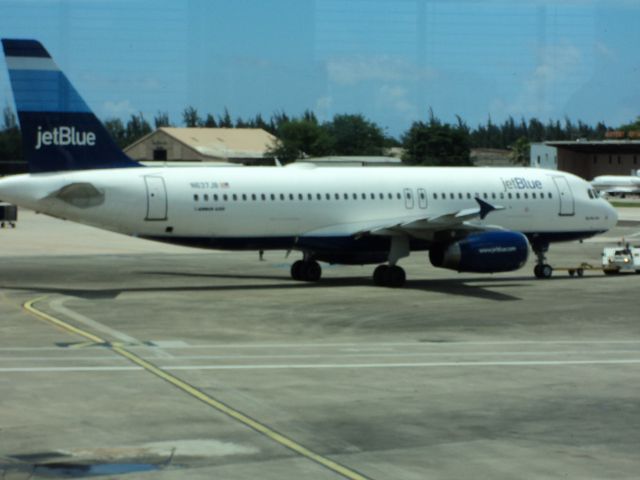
[2, 39, 140, 173]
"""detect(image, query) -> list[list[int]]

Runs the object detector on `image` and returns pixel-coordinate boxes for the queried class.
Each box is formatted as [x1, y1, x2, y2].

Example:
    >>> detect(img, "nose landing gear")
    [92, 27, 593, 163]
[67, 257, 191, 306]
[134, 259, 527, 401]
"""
[532, 242, 553, 279]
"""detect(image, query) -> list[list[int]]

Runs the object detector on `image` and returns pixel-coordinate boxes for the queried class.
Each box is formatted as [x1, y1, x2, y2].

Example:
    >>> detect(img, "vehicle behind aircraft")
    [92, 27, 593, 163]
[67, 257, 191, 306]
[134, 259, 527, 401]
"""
[0, 39, 618, 286]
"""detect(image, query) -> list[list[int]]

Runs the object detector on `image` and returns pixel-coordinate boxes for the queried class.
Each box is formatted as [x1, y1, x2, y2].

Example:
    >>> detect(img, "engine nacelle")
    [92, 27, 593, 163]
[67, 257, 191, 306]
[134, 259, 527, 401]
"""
[429, 231, 530, 273]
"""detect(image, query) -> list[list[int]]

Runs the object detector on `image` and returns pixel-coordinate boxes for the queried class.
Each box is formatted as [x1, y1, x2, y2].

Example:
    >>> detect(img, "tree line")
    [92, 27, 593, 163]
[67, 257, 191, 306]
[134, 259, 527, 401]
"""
[0, 103, 635, 166]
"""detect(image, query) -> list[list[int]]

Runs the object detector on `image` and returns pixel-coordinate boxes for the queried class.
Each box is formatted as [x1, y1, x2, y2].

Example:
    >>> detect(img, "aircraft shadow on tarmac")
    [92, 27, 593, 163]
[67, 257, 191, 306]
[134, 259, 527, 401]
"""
[1, 270, 608, 303]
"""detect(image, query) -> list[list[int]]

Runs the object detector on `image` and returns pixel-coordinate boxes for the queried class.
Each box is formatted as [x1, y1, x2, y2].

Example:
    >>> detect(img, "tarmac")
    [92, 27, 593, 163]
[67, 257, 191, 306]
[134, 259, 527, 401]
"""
[1, 209, 640, 479]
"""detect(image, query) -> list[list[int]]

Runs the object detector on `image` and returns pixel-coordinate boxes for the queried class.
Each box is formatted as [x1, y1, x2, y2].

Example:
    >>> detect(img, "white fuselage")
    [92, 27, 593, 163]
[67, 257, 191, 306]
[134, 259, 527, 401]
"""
[0, 166, 617, 250]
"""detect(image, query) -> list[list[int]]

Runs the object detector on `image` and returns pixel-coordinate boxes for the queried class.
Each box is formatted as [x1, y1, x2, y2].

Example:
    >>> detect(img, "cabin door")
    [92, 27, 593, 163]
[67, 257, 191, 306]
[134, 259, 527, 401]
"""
[552, 176, 575, 216]
[144, 176, 168, 221]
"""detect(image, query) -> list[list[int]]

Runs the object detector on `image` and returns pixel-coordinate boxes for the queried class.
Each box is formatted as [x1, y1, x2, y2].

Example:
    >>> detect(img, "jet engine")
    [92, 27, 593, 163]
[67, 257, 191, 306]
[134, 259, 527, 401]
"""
[429, 231, 529, 273]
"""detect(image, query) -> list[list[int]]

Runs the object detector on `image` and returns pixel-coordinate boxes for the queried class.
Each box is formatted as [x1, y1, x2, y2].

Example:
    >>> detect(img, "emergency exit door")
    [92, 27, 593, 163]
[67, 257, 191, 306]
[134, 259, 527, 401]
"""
[144, 176, 168, 220]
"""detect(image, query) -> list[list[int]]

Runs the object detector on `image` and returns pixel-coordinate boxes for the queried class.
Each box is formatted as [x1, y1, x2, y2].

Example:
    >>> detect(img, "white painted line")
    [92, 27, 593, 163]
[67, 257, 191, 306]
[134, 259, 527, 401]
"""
[0, 366, 141, 372]
[49, 297, 174, 359]
[115, 350, 640, 361]
[164, 359, 640, 370]
[3, 358, 640, 373]
[50, 297, 139, 345]
[128, 340, 640, 350]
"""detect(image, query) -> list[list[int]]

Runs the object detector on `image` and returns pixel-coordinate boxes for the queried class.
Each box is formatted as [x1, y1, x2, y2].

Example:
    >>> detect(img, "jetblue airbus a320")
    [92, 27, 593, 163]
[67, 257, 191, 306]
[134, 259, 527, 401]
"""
[0, 39, 617, 286]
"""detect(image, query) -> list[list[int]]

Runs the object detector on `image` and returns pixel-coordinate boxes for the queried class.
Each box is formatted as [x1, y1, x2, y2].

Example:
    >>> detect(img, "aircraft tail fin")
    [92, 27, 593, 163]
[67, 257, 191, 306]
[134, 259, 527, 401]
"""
[1, 39, 141, 173]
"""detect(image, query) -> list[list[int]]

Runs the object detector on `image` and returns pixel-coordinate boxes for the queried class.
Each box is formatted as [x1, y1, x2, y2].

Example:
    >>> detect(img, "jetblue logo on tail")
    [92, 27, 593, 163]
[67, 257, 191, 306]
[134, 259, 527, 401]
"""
[35, 126, 96, 150]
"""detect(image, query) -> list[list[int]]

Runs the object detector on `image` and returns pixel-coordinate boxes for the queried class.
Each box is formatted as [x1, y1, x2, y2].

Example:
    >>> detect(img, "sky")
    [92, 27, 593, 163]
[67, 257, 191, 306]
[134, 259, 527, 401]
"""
[0, 0, 639, 137]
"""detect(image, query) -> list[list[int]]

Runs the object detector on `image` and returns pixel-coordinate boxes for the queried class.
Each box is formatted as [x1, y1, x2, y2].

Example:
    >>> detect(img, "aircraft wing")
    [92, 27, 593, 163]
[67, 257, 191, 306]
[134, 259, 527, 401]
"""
[301, 198, 505, 239]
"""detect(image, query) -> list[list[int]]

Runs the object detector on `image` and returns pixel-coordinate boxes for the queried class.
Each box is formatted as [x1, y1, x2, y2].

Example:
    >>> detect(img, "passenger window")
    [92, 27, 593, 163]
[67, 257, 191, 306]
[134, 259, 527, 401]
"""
[213, 194, 219, 201]
[370, 193, 375, 199]
[458, 193, 463, 199]
[279, 194, 284, 201]
[317, 193, 322, 200]
[326, 193, 331, 200]
[379, 193, 384, 199]
[298, 193, 303, 200]
[397, 193, 402, 200]
[491, 193, 496, 199]
[204, 194, 209, 201]
[270, 193, 275, 201]
[362, 193, 367, 200]
[242, 194, 247, 201]
[193, 194, 199, 201]
[353, 193, 358, 200]
[483, 193, 488, 199]
[223, 194, 228, 201]
[450, 193, 454, 199]
[420, 192, 426, 200]
[308, 193, 312, 200]
[251, 194, 256, 201]
[532, 192, 536, 199]
[289, 193, 294, 200]
[499, 193, 504, 199]
[548, 193, 553, 199]
[232, 194, 238, 201]
[433, 193, 438, 200]
[387, 193, 393, 199]
[516, 193, 520, 199]
[507, 193, 512, 199]
[467, 193, 471, 199]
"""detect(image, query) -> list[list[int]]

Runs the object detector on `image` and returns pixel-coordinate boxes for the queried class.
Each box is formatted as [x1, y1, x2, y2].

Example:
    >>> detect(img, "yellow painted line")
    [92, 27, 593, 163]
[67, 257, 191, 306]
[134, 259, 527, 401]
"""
[24, 297, 104, 344]
[23, 295, 371, 480]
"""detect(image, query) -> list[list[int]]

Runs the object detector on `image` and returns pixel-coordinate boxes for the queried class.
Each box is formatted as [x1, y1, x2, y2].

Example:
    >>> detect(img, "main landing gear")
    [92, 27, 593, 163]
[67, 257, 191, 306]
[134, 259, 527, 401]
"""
[290, 259, 322, 282]
[373, 264, 406, 287]
[373, 236, 409, 287]
[532, 242, 553, 279]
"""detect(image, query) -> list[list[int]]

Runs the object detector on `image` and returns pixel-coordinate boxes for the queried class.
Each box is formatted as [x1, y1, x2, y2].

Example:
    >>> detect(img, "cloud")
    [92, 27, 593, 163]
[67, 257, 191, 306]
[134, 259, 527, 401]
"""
[326, 55, 436, 86]
[594, 41, 616, 61]
[102, 99, 135, 117]
[492, 42, 584, 119]
[314, 95, 334, 121]
[376, 85, 417, 118]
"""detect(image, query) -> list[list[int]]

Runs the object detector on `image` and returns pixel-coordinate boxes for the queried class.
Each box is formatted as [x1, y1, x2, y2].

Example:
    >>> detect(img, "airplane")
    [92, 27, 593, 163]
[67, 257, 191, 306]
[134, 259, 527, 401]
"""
[0, 39, 618, 286]
[591, 174, 640, 198]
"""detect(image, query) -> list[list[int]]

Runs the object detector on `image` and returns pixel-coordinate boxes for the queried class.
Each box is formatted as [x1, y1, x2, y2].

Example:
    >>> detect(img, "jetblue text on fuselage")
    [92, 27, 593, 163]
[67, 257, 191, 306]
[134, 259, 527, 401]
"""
[501, 177, 543, 192]
[35, 126, 96, 150]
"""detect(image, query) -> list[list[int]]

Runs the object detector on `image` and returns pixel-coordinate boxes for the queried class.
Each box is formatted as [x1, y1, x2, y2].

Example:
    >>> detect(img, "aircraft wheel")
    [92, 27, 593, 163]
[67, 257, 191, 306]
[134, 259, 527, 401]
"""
[291, 260, 304, 281]
[389, 265, 406, 288]
[305, 261, 322, 282]
[534, 264, 543, 278]
[373, 265, 389, 286]
[541, 264, 553, 279]
[568, 269, 575, 277]
[534, 264, 553, 279]
[577, 269, 584, 277]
